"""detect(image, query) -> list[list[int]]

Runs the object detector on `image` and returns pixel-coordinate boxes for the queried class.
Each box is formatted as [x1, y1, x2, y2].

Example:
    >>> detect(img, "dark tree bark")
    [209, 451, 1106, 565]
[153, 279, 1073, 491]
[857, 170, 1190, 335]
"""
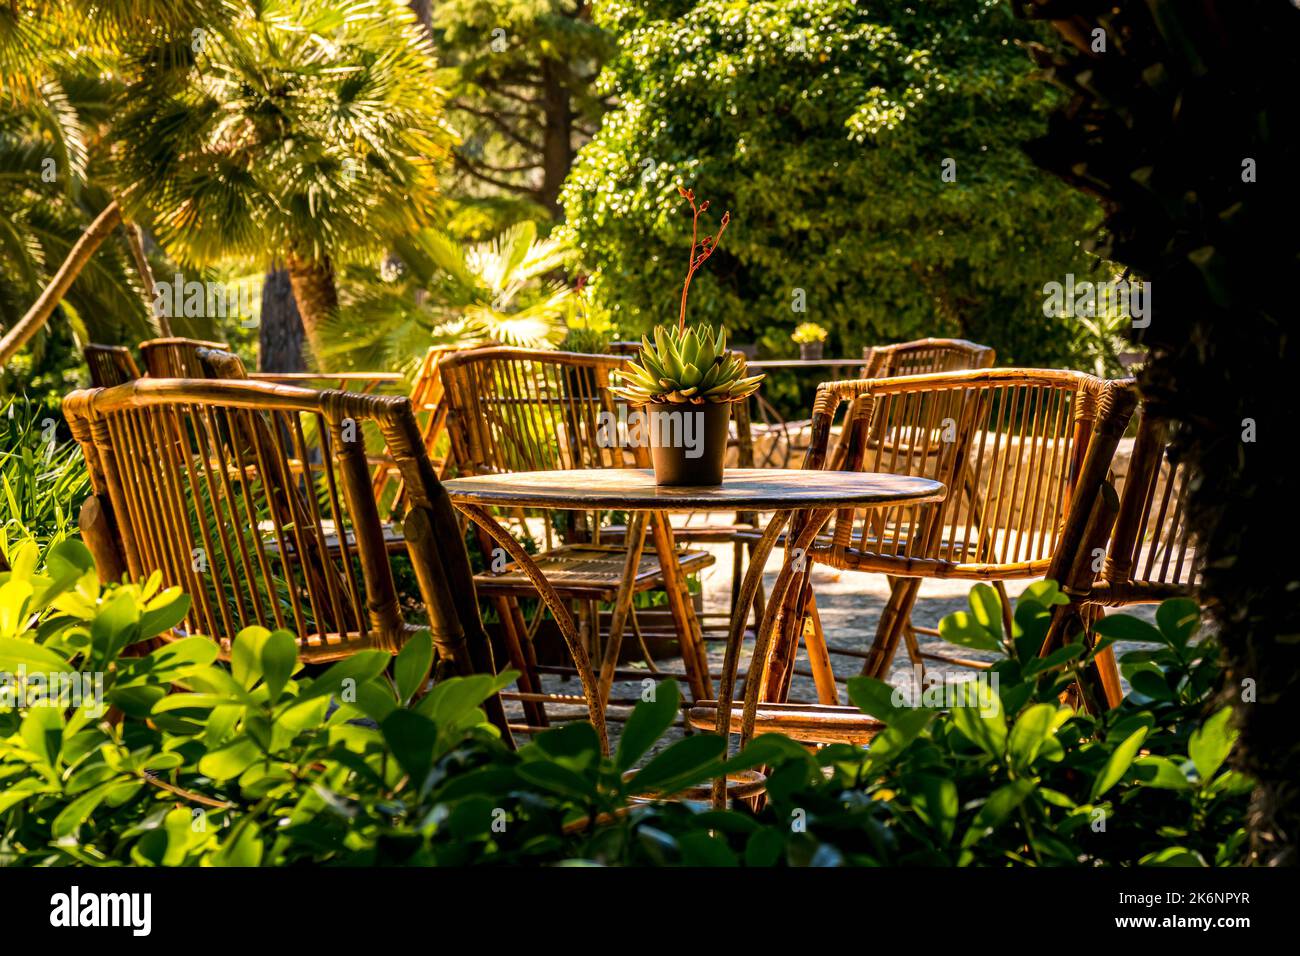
[258, 269, 306, 373]
[1019, 0, 1300, 865]
[408, 0, 431, 36]
[538, 59, 575, 215]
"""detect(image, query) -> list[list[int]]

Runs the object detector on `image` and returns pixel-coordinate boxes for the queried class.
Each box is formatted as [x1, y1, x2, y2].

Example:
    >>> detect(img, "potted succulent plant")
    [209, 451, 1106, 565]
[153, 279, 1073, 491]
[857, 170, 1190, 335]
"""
[610, 187, 763, 485]
[793, 321, 828, 360]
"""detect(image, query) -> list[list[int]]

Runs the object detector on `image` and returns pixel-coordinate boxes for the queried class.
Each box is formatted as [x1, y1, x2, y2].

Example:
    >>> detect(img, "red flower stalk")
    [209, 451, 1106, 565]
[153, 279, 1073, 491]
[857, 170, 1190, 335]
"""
[677, 186, 730, 333]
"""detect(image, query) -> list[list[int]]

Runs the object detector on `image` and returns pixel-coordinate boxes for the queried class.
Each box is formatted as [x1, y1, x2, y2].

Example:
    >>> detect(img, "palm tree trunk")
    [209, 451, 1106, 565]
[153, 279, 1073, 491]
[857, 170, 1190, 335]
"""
[122, 218, 171, 337]
[0, 201, 122, 366]
[259, 269, 307, 373]
[284, 252, 339, 366]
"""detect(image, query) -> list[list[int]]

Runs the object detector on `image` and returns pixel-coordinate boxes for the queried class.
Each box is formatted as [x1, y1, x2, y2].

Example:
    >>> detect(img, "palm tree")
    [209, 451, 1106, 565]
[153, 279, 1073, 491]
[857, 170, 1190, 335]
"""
[110, 0, 453, 364]
[316, 220, 576, 373]
[0, 9, 164, 372]
[0, 0, 230, 368]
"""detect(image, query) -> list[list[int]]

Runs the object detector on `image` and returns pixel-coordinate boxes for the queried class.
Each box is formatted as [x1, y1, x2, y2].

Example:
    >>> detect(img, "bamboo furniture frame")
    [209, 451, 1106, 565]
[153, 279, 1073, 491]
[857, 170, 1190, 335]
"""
[861, 338, 997, 379]
[438, 347, 720, 736]
[369, 345, 455, 513]
[443, 468, 944, 781]
[776, 368, 1114, 703]
[138, 337, 231, 377]
[84, 344, 142, 388]
[62, 377, 509, 733]
[1042, 381, 1201, 708]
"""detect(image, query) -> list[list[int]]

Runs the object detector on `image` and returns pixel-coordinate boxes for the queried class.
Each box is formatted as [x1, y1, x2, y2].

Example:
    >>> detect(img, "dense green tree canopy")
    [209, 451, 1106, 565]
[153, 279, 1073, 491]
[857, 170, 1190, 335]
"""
[563, 0, 1102, 363]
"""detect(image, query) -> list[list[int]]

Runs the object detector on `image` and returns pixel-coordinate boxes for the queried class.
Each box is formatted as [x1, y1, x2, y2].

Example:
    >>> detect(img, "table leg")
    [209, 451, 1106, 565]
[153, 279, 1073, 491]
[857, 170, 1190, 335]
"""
[648, 511, 711, 702]
[711, 510, 790, 809]
[739, 509, 835, 748]
[597, 511, 648, 706]
[457, 503, 610, 755]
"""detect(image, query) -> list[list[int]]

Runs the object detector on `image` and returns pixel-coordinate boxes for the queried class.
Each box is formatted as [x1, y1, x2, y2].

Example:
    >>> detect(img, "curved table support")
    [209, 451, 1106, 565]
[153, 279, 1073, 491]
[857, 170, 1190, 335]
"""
[458, 503, 610, 755]
[739, 509, 836, 749]
[710, 510, 791, 808]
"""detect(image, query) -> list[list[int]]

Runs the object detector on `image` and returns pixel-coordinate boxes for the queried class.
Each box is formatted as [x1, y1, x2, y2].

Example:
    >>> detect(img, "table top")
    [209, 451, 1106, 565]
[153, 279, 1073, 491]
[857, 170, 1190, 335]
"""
[747, 358, 869, 369]
[443, 468, 945, 512]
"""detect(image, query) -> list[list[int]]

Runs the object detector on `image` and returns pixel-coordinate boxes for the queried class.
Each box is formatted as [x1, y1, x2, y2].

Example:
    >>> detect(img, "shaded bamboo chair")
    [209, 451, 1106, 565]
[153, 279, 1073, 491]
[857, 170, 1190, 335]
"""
[861, 338, 996, 380]
[62, 377, 515, 735]
[775, 369, 1113, 703]
[768, 337, 997, 470]
[1042, 382, 1201, 708]
[439, 347, 717, 736]
[138, 337, 231, 377]
[83, 344, 142, 388]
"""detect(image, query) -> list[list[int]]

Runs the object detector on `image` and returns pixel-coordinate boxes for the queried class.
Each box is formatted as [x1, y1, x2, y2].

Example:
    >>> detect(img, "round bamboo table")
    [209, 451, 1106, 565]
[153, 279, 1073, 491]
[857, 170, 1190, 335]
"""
[442, 468, 946, 778]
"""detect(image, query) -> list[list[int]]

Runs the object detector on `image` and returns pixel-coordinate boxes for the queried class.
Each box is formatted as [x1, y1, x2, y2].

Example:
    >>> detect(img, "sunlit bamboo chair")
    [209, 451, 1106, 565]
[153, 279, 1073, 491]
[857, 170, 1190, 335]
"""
[138, 337, 231, 377]
[759, 337, 997, 469]
[83, 344, 142, 388]
[778, 369, 1114, 702]
[439, 346, 717, 736]
[370, 345, 456, 513]
[62, 377, 514, 732]
[1042, 381, 1201, 708]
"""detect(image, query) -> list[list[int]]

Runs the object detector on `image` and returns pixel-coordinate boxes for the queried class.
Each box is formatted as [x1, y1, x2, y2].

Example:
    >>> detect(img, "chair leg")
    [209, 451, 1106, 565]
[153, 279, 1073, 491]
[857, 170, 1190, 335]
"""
[650, 511, 711, 701]
[496, 596, 547, 729]
[802, 590, 839, 705]
[1088, 607, 1124, 709]
[861, 577, 922, 679]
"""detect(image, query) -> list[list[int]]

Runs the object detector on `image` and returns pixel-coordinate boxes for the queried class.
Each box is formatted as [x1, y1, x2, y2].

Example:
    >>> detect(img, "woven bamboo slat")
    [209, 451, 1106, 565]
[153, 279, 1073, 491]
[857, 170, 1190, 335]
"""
[438, 346, 732, 733]
[1042, 381, 1201, 708]
[62, 377, 511, 736]
[83, 344, 142, 388]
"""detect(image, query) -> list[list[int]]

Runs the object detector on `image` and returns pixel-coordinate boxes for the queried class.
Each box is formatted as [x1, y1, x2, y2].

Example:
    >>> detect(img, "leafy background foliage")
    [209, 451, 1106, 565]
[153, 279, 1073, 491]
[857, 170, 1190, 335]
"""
[562, 0, 1103, 363]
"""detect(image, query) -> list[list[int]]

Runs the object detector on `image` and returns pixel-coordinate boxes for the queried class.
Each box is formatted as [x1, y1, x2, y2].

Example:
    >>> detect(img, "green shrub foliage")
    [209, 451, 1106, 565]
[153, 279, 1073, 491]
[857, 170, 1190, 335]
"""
[1, 542, 1246, 866]
[562, 0, 1103, 364]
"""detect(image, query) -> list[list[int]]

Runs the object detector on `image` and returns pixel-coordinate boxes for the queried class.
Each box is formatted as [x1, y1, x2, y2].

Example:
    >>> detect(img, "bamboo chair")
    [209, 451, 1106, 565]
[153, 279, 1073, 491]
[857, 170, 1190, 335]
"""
[689, 368, 1114, 758]
[370, 345, 455, 514]
[62, 377, 516, 737]
[83, 345, 142, 387]
[766, 337, 997, 471]
[779, 369, 1113, 701]
[861, 338, 996, 379]
[138, 337, 231, 377]
[1042, 382, 1201, 708]
[439, 347, 717, 736]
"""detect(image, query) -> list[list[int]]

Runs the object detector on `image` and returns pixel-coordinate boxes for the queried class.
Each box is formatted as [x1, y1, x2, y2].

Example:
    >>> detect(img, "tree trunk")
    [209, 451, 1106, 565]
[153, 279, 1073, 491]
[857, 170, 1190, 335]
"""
[258, 269, 307, 373]
[122, 219, 171, 337]
[408, 0, 432, 36]
[283, 252, 339, 367]
[538, 59, 574, 216]
[1022, 0, 1300, 866]
[0, 201, 122, 366]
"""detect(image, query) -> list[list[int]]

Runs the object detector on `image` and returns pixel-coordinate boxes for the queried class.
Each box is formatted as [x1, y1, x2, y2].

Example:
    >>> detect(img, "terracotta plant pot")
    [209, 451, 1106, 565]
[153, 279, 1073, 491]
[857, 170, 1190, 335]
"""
[799, 341, 824, 361]
[646, 401, 731, 486]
